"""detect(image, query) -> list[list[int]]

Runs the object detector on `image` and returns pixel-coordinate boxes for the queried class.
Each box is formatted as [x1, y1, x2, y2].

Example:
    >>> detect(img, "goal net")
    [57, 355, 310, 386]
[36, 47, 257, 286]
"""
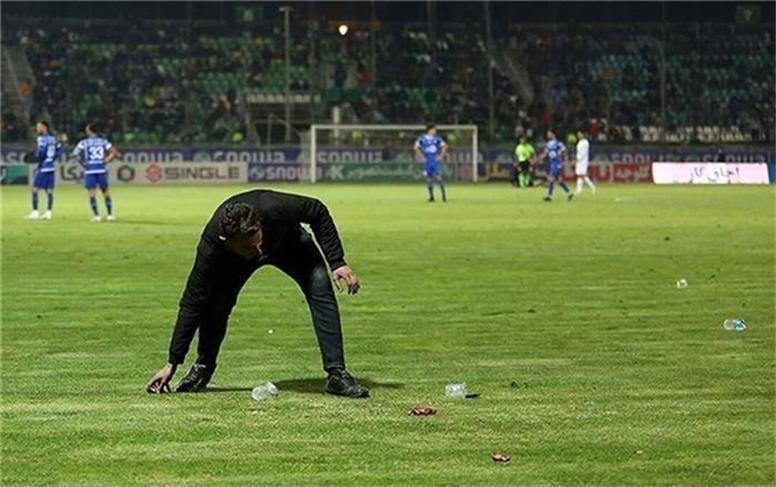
[308, 124, 479, 183]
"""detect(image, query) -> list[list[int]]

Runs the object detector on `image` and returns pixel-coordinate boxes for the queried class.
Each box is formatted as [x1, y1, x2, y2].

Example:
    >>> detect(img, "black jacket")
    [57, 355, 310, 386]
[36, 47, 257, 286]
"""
[167, 189, 346, 364]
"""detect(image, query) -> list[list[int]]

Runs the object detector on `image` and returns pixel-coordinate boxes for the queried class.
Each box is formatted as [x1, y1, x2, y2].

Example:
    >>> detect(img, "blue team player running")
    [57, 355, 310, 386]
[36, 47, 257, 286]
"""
[25, 120, 63, 220]
[72, 123, 119, 221]
[538, 129, 573, 202]
[414, 123, 448, 202]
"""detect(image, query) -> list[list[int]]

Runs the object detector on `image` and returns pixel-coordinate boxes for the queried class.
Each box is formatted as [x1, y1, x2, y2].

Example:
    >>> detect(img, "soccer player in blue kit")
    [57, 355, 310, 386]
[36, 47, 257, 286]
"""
[25, 120, 63, 220]
[414, 124, 448, 202]
[72, 123, 119, 221]
[538, 129, 573, 202]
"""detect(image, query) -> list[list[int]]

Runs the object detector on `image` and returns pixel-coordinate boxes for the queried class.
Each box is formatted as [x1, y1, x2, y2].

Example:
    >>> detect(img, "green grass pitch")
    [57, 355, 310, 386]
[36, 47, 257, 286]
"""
[1, 183, 774, 486]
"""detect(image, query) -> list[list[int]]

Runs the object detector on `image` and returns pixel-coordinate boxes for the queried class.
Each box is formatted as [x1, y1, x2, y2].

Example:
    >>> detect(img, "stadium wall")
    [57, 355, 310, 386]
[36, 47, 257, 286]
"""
[2, 145, 773, 185]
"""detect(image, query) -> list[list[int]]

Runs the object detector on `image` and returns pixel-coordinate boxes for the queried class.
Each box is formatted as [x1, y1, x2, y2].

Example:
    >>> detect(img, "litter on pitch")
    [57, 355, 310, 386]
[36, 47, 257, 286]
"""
[445, 383, 467, 398]
[491, 453, 511, 463]
[251, 382, 279, 401]
[445, 383, 479, 399]
[676, 278, 688, 289]
[408, 407, 437, 416]
[722, 319, 747, 332]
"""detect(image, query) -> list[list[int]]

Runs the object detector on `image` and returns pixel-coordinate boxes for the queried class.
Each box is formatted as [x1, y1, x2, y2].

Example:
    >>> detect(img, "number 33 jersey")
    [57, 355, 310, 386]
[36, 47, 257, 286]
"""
[73, 137, 113, 174]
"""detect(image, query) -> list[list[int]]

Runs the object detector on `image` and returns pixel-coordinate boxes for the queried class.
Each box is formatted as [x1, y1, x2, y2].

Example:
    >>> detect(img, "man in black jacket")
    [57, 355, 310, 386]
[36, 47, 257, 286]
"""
[146, 189, 369, 398]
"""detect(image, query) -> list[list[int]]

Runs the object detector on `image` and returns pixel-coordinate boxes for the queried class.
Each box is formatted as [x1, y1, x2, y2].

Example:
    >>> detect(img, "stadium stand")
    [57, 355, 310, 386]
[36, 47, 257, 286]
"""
[1, 19, 773, 144]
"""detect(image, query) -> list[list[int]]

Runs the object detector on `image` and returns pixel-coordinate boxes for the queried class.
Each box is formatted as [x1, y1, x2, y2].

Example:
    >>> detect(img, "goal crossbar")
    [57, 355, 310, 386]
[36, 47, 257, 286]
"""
[310, 124, 479, 183]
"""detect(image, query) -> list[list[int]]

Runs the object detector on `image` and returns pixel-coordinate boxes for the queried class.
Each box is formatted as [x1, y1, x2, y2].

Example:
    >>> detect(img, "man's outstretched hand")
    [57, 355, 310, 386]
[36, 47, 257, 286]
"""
[332, 265, 360, 295]
[146, 363, 177, 393]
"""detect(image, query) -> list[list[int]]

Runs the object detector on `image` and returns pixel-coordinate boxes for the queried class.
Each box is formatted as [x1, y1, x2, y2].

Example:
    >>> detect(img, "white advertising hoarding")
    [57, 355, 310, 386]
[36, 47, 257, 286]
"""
[652, 162, 769, 185]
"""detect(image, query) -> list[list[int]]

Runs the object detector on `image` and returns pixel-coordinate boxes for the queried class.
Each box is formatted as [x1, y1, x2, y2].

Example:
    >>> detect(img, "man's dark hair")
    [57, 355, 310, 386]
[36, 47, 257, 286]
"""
[86, 122, 100, 134]
[218, 203, 262, 239]
[426, 123, 435, 131]
[38, 120, 50, 130]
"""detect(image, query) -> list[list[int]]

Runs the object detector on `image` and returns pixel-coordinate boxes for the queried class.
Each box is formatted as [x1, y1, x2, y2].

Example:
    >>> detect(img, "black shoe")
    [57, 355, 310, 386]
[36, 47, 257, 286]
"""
[543, 196, 552, 202]
[428, 198, 435, 202]
[326, 368, 369, 398]
[567, 193, 574, 202]
[176, 363, 215, 393]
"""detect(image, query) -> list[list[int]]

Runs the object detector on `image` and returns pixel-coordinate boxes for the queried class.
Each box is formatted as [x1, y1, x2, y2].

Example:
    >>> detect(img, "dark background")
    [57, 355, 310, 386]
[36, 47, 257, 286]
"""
[3, 1, 774, 26]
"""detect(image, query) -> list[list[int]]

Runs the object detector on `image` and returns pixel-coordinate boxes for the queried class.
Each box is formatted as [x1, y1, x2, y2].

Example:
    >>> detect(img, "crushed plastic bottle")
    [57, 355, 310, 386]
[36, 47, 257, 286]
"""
[676, 278, 688, 289]
[445, 383, 467, 399]
[251, 382, 279, 401]
[722, 319, 747, 332]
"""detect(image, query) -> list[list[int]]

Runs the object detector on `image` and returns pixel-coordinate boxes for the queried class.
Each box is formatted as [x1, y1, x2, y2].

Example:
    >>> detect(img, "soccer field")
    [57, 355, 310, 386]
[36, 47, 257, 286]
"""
[1, 183, 774, 486]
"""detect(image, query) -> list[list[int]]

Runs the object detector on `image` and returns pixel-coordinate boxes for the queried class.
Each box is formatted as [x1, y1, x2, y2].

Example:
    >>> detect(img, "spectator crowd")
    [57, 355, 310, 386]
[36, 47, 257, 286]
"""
[2, 18, 773, 145]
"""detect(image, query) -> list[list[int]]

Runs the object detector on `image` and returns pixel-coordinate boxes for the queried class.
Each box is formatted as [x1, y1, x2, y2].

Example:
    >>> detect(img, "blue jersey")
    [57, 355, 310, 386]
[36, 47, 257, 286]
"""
[545, 139, 565, 166]
[73, 136, 113, 175]
[415, 134, 446, 164]
[35, 133, 62, 173]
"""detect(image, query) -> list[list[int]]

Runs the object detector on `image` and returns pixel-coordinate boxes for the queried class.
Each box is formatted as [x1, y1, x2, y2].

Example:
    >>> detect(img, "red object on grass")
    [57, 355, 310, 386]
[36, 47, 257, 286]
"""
[408, 407, 437, 416]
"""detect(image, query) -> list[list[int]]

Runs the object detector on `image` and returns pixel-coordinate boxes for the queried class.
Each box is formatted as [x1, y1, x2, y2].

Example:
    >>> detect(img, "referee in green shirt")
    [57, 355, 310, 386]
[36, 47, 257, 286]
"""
[514, 136, 536, 188]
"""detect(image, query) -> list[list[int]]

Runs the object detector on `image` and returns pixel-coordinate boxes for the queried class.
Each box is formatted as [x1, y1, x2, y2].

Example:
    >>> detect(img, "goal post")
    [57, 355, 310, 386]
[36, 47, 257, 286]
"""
[309, 124, 479, 183]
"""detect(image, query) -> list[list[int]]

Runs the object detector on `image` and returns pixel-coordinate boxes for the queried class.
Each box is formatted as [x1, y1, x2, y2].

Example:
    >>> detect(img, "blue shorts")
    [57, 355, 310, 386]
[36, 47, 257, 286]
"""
[423, 161, 440, 177]
[33, 170, 55, 190]
[548, 164, 563, 177]
[84, 172, 109, 190]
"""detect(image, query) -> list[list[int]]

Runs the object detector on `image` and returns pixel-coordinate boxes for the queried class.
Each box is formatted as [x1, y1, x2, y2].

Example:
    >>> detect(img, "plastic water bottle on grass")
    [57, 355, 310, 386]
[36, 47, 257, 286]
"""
[722, 319, 747, 332]
[445, 383, 467, 399]
[252, 382, 279, 401]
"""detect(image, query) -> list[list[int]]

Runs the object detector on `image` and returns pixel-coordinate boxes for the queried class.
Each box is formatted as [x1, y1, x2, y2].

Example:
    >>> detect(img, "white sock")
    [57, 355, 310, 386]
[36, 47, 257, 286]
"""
[585, 176, 597, 193]
[576, 177, 584, 194]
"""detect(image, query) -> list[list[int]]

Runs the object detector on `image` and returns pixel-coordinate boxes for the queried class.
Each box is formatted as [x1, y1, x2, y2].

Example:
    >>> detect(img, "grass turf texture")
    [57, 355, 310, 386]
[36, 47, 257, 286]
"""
[1, 183, 774, 486]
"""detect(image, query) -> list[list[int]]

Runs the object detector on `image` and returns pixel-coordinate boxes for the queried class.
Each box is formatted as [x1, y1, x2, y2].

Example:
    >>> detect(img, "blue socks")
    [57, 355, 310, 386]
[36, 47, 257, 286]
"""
[427, 179, 447, 201]
[31, 192, 53, 211]
[88, 194, 113, 216]
[547, 181, 570, 198]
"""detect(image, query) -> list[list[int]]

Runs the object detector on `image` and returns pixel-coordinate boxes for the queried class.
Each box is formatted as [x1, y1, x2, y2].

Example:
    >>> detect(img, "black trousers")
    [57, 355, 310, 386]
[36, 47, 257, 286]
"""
[195, 230, 345, 372]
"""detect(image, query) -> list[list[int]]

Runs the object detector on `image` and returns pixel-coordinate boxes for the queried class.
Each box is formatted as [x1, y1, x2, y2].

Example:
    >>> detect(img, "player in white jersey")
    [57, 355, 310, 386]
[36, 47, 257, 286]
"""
[574, 130, 596, 195]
